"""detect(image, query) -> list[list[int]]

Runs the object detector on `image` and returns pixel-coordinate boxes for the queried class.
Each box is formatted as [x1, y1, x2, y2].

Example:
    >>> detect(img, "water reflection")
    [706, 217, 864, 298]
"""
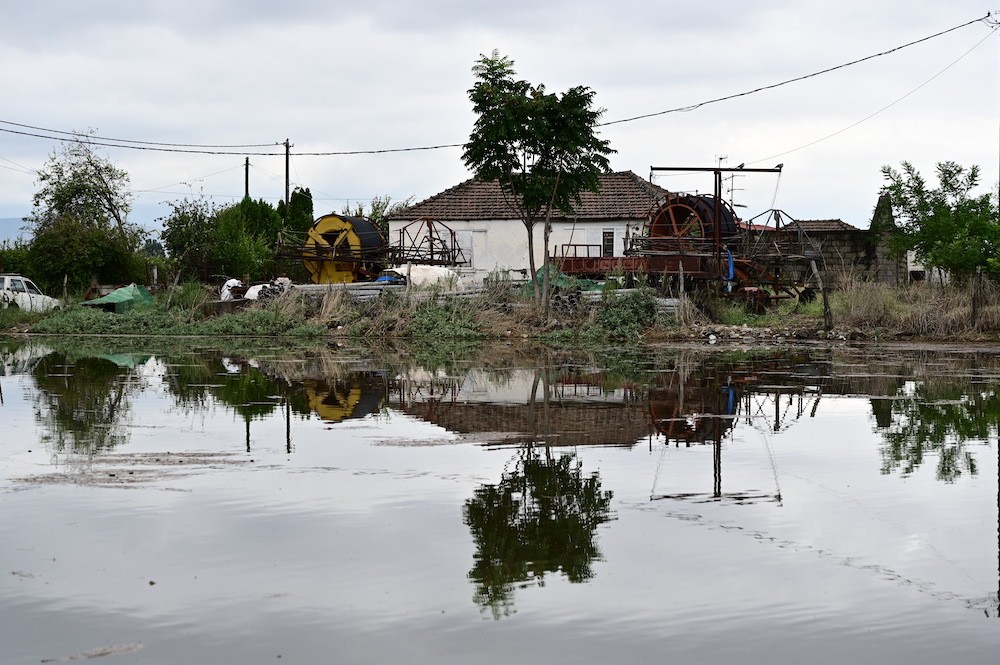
[463, 446, 614, 619]
[7, 339, 999, 488]
[873, 379, 998, 482]
[3, 338, 1000, 649]
[30, 351, 146, 454]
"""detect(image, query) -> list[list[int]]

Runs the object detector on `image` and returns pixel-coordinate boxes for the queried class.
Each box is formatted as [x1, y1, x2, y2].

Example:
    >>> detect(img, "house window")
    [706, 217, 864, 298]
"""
[602, 230, 615, 257]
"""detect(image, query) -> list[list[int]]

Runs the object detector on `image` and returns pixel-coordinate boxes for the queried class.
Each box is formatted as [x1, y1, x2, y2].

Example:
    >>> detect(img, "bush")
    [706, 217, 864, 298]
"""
[0, 240, 31, 274]
[584, 289, 657, 339]
[407, 298, 483, 339]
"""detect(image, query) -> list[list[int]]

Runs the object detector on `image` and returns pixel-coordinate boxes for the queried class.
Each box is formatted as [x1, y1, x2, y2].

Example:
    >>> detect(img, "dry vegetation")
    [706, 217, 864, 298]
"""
[830, 275, 1000, 338]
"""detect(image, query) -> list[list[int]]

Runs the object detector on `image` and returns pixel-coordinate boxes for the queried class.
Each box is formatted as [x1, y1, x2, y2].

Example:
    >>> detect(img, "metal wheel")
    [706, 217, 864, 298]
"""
[649, 195, 706, 239]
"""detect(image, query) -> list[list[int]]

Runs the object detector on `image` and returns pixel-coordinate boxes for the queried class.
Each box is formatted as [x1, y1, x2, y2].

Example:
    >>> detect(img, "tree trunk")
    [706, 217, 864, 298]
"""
[541, 219, 553, 316]
[524, 219, 539, 301]
[539, 173, 561, 315]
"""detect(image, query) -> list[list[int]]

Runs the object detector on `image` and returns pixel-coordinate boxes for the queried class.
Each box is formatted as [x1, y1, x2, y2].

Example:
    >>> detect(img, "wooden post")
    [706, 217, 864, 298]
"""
[678, 263, 686, 327]
[810, 260, 832, 331]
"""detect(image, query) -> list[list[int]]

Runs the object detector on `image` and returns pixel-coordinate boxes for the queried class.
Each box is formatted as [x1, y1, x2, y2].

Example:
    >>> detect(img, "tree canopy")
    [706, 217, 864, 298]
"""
[341, 195, 415, 237]
[462, 51, 614, 287]
[880, 160, 1000, 281]
[277, 186, 315, 236]
[25, 135, 146, 290]
[160, 196, 282, 281]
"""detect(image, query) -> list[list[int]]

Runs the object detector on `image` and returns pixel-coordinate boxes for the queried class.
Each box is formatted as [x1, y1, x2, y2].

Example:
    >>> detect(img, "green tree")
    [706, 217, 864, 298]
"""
[462, 51, 614, 300]
[341, 195, 415, 237]
[880, 160, 1000, 281]
[160, 196, 281, 282]
[159, 196, 220, 281]
[142, 238, 166, 258]
[211, 197, 281, 279]
[25, 134, 146, 290]
[29, 216, 143, 292]
[277, 186, 315, 236]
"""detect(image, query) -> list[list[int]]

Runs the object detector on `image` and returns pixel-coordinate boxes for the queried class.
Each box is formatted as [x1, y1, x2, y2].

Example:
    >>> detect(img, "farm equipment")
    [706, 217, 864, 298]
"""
[557, 165, 823, 306]
[278, 215, 466, 285]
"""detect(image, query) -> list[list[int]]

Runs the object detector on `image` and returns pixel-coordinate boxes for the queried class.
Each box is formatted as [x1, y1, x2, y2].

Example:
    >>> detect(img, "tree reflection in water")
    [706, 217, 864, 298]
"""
[463, 446, 615, 619]
[873, 380, 1000, 482]
[31, 353, 142, 454]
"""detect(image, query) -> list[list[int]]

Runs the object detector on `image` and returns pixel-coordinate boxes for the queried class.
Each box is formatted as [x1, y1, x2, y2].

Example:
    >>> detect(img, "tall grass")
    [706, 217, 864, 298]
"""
[832, 275, 1000, 337]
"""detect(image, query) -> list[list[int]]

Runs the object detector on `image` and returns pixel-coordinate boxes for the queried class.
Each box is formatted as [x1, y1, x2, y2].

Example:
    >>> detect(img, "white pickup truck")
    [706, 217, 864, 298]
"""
[0, 274, 62, 312]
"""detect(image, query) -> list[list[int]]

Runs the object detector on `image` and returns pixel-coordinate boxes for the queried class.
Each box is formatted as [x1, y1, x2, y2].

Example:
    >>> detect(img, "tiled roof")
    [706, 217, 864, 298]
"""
[791, 219, 860, 232]
[390, 171, 668, 221]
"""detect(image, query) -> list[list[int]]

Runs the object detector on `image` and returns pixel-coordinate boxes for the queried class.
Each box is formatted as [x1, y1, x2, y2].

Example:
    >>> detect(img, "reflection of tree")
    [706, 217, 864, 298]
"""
[32, 353, 137, 453]
[874, 382, 1000, 482]
[463, 448, 614, 619]
[164, 354, 311, 421]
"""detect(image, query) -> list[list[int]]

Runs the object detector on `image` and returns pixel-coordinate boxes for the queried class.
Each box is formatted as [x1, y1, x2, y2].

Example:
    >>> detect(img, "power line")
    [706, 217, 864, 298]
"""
[0, 120, 278, 149]
[746, 22, 1000, 166]
[599, 13, 992, 127]
[0, 13, 991, 157]
[0, 125, 285, 155]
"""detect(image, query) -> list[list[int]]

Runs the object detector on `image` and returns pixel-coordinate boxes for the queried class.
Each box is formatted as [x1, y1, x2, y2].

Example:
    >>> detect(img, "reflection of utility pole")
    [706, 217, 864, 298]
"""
[286, 396, 292, 455]
[713, 430, 722, 498]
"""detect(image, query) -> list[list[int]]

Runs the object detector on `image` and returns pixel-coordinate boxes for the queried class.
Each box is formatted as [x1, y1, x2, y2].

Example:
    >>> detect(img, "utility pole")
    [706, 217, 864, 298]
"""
[244, 157, 250, 199]
[284, 139, 291, 210]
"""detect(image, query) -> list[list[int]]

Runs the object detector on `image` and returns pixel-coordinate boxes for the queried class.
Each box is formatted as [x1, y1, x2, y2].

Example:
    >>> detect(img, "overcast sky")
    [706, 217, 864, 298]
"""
[1, 1, 997, 241]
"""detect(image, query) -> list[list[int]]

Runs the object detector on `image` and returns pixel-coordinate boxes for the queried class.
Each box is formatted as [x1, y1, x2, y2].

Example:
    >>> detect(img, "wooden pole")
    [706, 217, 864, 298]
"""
[810, 260, 832, 331]
[244, 157, 249, 199]
[284, 139, 290, 209]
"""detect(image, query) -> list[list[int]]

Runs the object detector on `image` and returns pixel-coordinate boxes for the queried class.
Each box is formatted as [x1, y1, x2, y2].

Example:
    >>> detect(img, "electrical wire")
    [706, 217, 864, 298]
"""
[746, 23, 1000, 167]
[0, 120, 278, 149]
[0, 155, 35, 175]
[135, 165, 246, 194]
[0, 13, 990, 157]
[599, 13, 991, 127]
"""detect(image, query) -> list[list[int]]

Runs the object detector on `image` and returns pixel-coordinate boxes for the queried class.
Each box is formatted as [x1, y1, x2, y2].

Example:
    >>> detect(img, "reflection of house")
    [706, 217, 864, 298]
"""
[387, 172, 667, 283]
[389, 368, 651, 447]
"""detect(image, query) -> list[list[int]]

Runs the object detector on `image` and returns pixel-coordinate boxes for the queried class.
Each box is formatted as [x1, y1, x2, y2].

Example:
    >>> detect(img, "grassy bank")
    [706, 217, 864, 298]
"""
[7, 277, 1000, 343]
[4, 280, 664, 343]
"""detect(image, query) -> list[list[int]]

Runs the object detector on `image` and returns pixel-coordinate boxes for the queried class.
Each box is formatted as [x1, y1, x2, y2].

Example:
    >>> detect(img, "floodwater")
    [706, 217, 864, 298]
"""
[1, 338, 998, 664]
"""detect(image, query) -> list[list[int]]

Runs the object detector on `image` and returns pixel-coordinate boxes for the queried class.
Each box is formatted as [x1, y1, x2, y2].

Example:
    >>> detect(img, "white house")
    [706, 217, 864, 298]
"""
[387, 171, 668, 283]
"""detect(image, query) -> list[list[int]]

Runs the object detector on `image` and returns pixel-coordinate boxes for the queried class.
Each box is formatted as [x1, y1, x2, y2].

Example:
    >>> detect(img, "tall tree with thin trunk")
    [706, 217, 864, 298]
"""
[462, 51, 614, 303]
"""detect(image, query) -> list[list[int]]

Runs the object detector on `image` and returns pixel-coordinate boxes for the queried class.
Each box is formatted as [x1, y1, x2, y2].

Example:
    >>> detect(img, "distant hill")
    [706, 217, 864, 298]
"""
[0, 218, 27, 245]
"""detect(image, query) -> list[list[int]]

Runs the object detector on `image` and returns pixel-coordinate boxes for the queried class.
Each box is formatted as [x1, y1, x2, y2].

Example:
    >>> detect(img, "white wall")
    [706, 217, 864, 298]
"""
[389, 218, 636, 284]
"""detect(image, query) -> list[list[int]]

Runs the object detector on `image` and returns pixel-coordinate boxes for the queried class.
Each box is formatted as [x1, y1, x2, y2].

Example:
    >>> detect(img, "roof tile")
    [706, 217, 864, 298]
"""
[391, 171, 668, 221]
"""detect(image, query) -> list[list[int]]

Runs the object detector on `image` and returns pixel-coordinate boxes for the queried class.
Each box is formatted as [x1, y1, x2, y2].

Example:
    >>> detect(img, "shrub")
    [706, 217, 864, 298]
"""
[585, 289, 657, 339]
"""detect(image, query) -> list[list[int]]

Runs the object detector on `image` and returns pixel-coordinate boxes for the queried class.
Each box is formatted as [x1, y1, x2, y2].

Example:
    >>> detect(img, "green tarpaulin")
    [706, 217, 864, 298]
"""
[82, 284, 155, 313]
